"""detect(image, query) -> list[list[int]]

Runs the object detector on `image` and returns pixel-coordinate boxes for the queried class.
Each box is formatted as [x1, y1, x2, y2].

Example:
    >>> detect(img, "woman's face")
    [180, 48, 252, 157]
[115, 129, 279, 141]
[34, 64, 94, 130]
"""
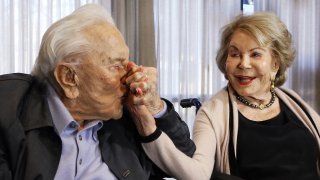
[225, 30, 278, 98]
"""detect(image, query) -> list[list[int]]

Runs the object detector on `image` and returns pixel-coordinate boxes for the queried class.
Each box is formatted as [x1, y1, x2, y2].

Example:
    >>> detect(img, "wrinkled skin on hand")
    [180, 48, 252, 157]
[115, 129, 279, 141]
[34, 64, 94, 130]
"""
[123, 62, 163, 115]
[126, 101, 157, 136]
[123, 61, 163, 136]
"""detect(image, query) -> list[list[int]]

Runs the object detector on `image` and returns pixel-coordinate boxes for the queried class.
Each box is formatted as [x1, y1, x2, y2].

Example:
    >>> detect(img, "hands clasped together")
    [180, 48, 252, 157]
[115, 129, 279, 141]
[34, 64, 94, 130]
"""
[122, 61, 163, 136]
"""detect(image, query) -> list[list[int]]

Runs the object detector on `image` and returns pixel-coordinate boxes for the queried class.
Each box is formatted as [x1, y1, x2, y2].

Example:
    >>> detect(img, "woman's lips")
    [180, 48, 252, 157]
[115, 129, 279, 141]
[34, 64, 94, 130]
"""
[236, 76, 256, 85]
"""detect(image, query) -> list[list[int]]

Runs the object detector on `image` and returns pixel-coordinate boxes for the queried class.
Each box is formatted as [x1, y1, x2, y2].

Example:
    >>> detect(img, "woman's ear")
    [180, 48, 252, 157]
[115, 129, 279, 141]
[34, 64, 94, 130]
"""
[272, 60, 280, 72]
[54, 63, 79, 99]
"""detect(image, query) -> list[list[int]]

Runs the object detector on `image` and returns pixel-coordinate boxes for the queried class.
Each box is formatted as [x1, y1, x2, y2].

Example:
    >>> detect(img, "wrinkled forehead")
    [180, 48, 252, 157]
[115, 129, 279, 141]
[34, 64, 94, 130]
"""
[81, 21, 129, 63]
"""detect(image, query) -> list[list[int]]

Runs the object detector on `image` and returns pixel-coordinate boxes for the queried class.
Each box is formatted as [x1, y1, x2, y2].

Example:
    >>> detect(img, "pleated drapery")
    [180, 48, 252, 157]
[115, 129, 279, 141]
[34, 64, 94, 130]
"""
[0, 0, 112, 74]
[0, 0, 155, 74]
[1, 0, 319, 130]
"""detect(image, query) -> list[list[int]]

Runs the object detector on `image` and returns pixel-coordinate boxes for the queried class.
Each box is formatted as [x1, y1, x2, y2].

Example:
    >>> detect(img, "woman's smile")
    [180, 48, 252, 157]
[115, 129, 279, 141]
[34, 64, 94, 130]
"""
[235, 75, 256, 85]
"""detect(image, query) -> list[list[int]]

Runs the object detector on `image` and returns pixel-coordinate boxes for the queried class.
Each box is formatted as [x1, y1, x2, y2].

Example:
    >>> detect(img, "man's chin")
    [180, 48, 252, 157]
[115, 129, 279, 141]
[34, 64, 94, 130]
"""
[112, 108, 123, 120]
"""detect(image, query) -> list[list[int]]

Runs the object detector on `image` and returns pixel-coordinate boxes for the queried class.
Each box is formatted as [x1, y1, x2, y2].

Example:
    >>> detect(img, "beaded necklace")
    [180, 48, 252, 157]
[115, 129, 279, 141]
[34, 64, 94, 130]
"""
[236, 90, 276, 110]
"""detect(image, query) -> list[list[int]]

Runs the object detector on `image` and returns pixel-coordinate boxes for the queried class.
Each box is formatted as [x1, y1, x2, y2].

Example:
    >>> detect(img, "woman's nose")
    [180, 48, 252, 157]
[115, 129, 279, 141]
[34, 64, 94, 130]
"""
[238, 55, 251, 69]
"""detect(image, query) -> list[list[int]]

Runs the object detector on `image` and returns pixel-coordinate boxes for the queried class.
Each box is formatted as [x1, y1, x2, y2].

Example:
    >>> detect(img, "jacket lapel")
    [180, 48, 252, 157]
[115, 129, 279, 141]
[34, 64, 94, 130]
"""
[17, 80, 62, 180]
[98, 119, 150, 180]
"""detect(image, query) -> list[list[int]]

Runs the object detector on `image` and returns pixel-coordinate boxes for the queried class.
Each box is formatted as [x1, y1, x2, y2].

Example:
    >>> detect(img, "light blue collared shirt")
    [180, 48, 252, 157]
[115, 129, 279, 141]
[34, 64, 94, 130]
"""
[47, 85, 117, 180]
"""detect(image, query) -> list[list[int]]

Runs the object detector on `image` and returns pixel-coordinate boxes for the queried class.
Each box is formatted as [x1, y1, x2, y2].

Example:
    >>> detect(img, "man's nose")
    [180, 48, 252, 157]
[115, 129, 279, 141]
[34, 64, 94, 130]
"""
[120, 61, 131, 85]
[120, 71, 127, 85]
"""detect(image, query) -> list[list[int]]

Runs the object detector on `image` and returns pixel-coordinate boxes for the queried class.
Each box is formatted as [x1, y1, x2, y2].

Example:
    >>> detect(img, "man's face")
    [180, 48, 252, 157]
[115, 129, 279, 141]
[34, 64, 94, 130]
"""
[73, 22, 129, 120]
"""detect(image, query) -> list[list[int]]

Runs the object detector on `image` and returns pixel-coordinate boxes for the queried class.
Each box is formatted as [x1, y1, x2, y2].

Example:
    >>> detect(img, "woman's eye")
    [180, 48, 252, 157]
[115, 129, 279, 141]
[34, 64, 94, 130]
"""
[251, 52, 262, 58]
[232, 53, 239, 57]
[229, 51, 240, 57]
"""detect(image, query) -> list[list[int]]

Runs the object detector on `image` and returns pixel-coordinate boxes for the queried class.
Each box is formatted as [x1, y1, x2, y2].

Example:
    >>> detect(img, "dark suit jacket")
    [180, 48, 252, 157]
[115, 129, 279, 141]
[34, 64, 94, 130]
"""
[0, 73, 195, 180]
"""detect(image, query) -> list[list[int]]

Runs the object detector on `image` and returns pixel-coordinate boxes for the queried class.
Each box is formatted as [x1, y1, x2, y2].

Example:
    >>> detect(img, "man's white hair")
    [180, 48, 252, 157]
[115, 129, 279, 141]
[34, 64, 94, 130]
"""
[31, 4, 115, 82]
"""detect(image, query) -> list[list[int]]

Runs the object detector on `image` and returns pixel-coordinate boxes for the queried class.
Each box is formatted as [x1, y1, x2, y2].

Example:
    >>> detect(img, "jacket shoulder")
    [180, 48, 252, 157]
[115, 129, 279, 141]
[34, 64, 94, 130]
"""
[0, 71, 33, 82]
[0, 73, 34, 126]
[0, 73, 34, 101]
[0, 73, 34, 93]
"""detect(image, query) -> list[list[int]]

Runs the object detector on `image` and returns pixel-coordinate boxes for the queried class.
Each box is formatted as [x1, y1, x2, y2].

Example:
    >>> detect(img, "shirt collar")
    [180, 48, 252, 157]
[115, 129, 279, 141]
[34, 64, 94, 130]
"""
[85, 121, 103, 141]
[47, 84, 76, 135]
[47, 84, 103, 139]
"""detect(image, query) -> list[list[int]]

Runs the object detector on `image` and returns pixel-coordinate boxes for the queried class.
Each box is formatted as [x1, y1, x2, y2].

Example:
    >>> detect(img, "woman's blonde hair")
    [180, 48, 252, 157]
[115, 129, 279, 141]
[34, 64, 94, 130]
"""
[216, 12, 295, 86]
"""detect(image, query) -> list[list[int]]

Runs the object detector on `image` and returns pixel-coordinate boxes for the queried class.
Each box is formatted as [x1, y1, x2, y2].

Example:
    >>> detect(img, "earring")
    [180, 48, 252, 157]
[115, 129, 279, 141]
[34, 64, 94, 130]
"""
[271, 78, 275, 92]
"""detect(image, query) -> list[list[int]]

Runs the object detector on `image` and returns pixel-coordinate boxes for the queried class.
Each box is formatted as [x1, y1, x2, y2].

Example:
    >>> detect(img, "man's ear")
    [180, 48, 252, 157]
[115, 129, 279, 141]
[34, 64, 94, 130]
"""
[54, 64, 79, 99]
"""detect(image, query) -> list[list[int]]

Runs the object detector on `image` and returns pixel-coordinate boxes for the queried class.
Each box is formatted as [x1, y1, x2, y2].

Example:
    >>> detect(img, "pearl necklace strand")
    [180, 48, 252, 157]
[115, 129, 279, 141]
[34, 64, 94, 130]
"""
[236, 90, 276, 110]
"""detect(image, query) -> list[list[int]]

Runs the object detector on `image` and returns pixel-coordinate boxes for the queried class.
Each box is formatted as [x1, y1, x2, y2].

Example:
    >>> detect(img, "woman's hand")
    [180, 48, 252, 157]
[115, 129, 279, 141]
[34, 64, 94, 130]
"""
[123, 61, 163, 136]
[124, 62, 163, 115]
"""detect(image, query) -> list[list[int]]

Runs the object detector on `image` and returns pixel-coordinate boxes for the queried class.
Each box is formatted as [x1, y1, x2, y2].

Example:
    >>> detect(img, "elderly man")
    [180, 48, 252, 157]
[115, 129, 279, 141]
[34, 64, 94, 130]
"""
[0, 4, 195, 180]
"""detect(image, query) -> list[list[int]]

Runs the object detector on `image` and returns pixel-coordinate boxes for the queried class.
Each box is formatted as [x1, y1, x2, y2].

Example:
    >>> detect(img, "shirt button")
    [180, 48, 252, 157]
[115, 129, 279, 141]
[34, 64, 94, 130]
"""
[79, 135, 82, 141]
[79, 159, 82, 165]
[70, 123, 76, 128]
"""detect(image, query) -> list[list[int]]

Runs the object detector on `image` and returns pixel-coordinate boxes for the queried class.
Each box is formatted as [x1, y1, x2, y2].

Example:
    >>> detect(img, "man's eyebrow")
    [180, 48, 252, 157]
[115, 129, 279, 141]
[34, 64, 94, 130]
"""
[107, 58, 126, 64]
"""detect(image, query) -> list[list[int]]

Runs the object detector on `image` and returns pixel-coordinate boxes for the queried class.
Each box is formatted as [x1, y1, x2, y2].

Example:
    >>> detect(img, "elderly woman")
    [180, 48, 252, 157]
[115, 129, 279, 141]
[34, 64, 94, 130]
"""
[137, 12, 320, 179]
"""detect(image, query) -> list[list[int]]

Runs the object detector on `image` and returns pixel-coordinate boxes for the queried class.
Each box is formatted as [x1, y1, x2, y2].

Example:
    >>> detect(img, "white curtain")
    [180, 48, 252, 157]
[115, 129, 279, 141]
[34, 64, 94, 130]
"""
[1, 0, 319, 130]
[154, 0, 241, 129]
[154, 0, 320, 130]
[0, 0, 112, 75]
[0, 0, 156, 74]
